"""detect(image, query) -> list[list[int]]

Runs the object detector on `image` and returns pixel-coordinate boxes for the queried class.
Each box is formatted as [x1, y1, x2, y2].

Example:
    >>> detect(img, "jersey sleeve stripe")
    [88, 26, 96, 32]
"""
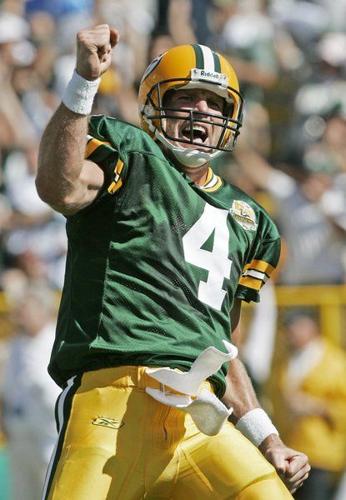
[85, 137, 112, 158]
[238, 275, 262, 291]
[239, 259, 275, 291]
[243, 259, 274, 276]
[242, 269, 269, 282]
[108, 159, 124, 194]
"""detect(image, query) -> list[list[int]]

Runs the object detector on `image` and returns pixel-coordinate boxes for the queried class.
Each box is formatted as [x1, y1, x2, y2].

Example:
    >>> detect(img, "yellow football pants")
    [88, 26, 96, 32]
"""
[42, 366, 292, 499]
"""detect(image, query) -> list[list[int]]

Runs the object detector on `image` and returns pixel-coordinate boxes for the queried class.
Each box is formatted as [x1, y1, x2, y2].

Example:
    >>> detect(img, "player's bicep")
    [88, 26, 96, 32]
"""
[59, 160, 105, 216]
[80, 159, 105, 191]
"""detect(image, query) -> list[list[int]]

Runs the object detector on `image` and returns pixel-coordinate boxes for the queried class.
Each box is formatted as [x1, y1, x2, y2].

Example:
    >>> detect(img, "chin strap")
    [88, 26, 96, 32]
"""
[171, 147, 217, 168]
[145, 340, 238, 436]
[155, 128, 223, 168]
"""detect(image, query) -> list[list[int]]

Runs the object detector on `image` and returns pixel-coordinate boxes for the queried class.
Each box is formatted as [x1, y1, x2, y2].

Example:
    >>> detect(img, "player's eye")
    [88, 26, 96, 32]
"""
[207, 98, 223, 112]
[175, 95, 193, 104]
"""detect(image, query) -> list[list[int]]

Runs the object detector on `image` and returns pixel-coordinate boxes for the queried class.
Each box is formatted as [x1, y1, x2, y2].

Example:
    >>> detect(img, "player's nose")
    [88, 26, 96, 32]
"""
[194, 97, 209, 113]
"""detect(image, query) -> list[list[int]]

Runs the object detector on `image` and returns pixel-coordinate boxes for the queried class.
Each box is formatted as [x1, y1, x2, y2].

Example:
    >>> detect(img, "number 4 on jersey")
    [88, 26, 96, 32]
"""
[182, 203, 232, 310]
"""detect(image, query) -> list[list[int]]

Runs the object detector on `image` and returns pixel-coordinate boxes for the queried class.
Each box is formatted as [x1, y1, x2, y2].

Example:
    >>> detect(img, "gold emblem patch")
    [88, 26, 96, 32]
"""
[92, 417, 124, 430]
[230, 200, 257, 231]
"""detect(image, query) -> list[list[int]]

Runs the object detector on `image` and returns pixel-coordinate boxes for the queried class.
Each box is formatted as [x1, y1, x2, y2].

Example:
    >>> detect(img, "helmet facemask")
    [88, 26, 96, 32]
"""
[142, 78, 243, 167]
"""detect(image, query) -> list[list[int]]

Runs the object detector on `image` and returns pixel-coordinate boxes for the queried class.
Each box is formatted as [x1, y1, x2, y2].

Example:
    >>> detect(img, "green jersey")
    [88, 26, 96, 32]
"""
[49, 116, 280, 397]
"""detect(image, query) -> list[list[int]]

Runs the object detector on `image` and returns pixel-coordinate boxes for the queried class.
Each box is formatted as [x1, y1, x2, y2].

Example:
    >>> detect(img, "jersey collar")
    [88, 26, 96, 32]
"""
[200, 167, 223, 192]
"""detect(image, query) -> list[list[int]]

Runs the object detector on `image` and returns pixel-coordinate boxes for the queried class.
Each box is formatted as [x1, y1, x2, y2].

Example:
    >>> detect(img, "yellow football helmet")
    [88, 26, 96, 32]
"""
[138, 44, 243, 167]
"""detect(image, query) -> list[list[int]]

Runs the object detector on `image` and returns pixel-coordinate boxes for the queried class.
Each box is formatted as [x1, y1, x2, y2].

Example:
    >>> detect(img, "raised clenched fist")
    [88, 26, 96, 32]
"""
[76, 24, 119, 81]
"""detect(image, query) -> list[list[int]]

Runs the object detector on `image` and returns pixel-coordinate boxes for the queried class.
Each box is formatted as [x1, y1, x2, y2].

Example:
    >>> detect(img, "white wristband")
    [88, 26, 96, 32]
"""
[235, 408, 279, 447]
[62, 70, 100, 115]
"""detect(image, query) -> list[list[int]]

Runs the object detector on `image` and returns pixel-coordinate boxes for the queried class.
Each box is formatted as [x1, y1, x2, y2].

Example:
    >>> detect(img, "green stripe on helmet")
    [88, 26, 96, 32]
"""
[212, 51, 221, 72]
[192, 44, 204, 69]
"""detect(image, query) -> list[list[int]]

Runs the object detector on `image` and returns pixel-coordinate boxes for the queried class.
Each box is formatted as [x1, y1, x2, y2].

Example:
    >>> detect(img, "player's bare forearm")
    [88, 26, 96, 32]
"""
[222, 357, 260, 421]
[36, 25, 119, 215]
[36, 104, 89, 213]
[225, 301, 310, 493]
[224, 298, 261, 420]
[223, 358, 310, 493]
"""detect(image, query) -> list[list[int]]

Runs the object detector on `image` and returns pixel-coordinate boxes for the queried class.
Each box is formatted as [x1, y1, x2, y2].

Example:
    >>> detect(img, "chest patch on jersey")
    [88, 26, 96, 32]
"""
[230, 200, 257, 231]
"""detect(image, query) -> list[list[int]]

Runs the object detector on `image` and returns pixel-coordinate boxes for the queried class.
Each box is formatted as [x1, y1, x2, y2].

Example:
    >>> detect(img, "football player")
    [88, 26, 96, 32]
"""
[36, 25, 310, 499]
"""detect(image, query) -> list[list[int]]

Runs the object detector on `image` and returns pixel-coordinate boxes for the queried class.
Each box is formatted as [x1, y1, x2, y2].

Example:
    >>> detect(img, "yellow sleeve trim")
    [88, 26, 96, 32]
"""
[85, 138, 111, 158]
[108, 159, 124, 194]
[238, 275, 262, 291]
[243, 259, 274, 276]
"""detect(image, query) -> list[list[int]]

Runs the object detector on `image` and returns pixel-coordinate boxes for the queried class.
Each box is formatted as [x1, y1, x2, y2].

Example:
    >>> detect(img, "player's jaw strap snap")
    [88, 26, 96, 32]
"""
[145, 340, 238, 436]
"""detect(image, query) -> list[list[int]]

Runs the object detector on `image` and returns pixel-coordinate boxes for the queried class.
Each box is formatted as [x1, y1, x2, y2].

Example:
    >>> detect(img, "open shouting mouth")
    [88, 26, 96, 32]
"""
[181, 124, 209, 144]
[177, 120, 215, 150]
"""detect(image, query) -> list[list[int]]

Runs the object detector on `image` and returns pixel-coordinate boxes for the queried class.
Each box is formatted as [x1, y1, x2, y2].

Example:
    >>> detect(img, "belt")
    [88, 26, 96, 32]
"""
[146, 340, 238, 436]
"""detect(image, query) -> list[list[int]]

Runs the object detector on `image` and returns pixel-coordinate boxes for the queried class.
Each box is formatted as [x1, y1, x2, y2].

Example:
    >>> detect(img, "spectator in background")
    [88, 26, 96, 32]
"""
[167, 0, 196, 44]
[147, 30, 175, 61]
[0, 11, 37, 150]
[160, 0, 214, 46]
[210, 0, 280, 156]
[214, 0, 279, 103]
[303, 110, 346, 183]
[234, 137, 346, 286]
[95, 0, 156, 84]
[271, 309, 346, 500]
[292, 31, 346, 162]
[25, 0, 95, 54]
[0, 283, 60, 500]
[303, 110, 346, 273]
[271, 0, 329, 57]
[88, 0, 158, 124]
[1, 143, 67, 289]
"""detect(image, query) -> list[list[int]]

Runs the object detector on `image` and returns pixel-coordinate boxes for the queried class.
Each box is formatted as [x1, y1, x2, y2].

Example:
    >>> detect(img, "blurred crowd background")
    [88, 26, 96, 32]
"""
[0, 1, 345, 499]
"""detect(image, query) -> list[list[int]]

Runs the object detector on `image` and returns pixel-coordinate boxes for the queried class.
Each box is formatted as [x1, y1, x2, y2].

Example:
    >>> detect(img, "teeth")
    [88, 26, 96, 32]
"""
[182, 125, 208, 142]
[183, 126, 207, 133]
